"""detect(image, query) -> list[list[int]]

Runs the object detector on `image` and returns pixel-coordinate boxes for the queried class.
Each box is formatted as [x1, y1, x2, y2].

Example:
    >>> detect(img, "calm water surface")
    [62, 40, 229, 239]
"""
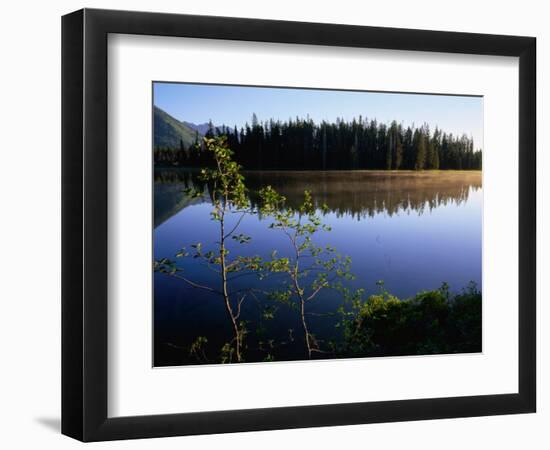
[154, 170, 482, 366]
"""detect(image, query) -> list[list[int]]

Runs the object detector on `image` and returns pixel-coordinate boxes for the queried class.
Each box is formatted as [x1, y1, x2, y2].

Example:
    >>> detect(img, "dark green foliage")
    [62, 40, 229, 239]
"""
[156, 112, 482, 171]
[339, 283, 481, 357]
[154, 106, 200, 151]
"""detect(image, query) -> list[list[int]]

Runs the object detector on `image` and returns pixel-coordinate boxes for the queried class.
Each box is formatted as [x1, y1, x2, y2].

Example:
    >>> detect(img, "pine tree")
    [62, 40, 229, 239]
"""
[161, 115, 481, 171]
[415, 130, 426, 170]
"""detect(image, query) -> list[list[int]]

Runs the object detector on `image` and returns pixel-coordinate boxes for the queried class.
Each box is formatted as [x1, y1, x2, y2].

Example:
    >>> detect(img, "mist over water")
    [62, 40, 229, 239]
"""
[154, 169, 482, 366]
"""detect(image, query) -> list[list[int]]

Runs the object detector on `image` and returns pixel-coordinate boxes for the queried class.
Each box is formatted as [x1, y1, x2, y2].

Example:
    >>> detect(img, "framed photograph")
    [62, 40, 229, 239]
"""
[62, 8, 536, 441]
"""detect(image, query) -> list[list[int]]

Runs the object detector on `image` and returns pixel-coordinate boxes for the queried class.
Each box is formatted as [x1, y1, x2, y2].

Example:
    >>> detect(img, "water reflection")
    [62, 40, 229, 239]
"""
[154, 169, 482, 366]
[154, 169, 481, 226]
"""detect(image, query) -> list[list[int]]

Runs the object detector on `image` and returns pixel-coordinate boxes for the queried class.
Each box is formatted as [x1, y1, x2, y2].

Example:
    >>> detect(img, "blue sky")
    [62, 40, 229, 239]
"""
[153, 82, 484, 150]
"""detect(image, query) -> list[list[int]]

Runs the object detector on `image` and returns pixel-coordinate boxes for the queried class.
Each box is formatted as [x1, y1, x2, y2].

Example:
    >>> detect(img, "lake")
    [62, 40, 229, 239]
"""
[154, 169, 482, 366]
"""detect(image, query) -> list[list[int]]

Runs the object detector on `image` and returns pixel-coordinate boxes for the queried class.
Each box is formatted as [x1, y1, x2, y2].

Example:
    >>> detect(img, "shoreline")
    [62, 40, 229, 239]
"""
[155, 166, 482, 174]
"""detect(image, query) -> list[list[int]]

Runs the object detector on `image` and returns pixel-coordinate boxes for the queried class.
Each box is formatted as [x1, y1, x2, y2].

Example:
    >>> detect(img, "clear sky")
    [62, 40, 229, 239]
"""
[153, 82, 484, 150]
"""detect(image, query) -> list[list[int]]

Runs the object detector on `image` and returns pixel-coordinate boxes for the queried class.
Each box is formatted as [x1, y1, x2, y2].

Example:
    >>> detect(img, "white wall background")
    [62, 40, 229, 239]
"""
[0, 1, 546, 448]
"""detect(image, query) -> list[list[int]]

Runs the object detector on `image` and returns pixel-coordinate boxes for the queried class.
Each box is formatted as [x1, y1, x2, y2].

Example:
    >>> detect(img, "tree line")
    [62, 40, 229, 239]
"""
[154, 114, 482, 170]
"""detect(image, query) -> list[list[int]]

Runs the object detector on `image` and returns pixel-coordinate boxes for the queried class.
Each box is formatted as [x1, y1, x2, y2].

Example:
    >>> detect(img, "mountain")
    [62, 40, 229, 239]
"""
[183, 122, 213, 136]
[184, 122, 234, 136]
[154, 106, 199, 149]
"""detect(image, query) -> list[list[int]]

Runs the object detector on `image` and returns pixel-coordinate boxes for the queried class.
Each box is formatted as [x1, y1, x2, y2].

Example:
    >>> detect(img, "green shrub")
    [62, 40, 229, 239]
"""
[341, 284, 481, 357]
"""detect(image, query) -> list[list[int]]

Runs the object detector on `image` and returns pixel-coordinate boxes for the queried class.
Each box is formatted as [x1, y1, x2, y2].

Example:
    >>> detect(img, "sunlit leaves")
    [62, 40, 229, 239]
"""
[189, 336, 209, 363]
[175, 247, 189, 258]
[334, 282, 481, 357]
[183, 187, 204, 199]
[231, 233, 252, 244]
[256, 185, 355, 358]
[153, 257, 179, 275]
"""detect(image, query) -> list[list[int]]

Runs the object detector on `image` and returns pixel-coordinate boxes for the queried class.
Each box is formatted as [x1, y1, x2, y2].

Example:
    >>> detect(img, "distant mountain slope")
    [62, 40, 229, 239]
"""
[183, 122, 212, 136]
[154, 106, 199, 149]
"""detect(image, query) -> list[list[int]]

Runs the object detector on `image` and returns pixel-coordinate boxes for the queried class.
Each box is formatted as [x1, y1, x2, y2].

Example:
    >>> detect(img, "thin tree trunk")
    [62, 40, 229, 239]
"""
[291, 262, 312, 359]
[219, 200, 242, 362]
[300, 297, 312, 359]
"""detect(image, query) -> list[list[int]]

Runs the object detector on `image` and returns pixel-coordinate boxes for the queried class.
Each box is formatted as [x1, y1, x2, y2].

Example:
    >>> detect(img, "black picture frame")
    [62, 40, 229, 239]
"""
[62, 8, 536, 442]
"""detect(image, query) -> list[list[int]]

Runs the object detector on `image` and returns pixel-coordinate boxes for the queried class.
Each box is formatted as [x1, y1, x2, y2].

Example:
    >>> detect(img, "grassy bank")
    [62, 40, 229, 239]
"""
[339, 283, 481, 358]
